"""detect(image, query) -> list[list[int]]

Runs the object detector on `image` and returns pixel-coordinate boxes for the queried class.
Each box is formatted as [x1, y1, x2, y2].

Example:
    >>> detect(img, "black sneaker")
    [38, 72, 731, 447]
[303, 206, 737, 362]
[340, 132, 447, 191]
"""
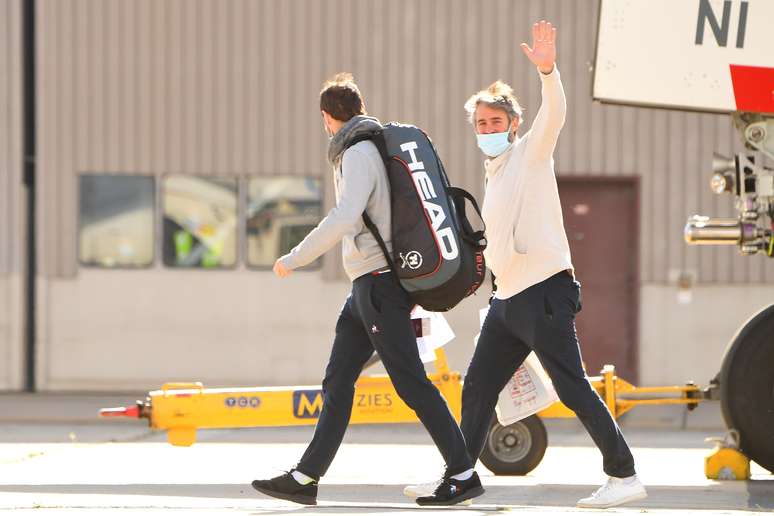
[415, 471, 484, 506]
[251, 471, 318, 505]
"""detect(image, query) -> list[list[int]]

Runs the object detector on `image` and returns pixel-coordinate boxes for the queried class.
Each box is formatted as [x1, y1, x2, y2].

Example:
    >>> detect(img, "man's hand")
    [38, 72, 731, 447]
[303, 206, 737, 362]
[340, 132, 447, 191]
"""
[520, 20, 557, 74]
[273, 258, 293, 278]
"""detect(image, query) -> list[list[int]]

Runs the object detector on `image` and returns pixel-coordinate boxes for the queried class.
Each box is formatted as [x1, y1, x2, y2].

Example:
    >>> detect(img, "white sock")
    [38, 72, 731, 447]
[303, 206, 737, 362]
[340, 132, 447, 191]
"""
[291, 469, 316, 485]
[615, 474, 638, 484]
[450, 468, 474, 481]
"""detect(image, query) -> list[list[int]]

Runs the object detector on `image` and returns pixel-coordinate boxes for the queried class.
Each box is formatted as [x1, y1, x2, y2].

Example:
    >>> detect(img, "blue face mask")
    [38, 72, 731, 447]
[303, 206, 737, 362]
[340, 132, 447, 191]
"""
[476, 131, 511, 157]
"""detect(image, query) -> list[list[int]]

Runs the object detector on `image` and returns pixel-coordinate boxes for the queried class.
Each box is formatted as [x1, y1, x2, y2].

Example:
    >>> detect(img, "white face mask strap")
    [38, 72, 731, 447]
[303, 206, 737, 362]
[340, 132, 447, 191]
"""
[507, 115, 520, 142]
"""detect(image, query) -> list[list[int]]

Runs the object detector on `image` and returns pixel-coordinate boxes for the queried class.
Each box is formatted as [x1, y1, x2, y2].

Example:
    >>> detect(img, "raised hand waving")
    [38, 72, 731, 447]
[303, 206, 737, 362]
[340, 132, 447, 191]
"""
[520, 20, 557, 74]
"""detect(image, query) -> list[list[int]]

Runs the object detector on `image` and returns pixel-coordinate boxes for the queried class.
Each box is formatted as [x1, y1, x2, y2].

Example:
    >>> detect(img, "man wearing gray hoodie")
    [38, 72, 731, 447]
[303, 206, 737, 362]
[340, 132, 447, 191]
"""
[251, 73, 482, 507]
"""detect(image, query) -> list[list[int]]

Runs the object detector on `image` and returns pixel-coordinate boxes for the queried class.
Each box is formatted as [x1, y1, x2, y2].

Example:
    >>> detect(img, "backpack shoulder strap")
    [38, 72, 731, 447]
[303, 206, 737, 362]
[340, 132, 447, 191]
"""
[362, 212, 398, 275]
[446, 186, 487, 249]
[341, 132, 402, 283]
[345, 131, 389, 164]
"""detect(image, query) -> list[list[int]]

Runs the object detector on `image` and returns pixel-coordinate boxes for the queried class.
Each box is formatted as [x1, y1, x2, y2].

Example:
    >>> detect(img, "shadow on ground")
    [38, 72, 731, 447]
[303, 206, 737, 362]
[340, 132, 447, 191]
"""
[0, 422, 729, 449]
[1, 481, 772, 511]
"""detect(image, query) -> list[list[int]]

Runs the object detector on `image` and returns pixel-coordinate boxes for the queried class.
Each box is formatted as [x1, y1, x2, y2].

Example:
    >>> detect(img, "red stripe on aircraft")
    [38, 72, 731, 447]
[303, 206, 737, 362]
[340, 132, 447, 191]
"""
[730, 65, 774, 114]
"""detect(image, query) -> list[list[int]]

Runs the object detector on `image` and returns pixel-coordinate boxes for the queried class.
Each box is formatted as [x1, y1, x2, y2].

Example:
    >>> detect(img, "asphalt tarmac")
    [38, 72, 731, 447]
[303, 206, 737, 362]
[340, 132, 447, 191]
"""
[0, 416, 771, 515]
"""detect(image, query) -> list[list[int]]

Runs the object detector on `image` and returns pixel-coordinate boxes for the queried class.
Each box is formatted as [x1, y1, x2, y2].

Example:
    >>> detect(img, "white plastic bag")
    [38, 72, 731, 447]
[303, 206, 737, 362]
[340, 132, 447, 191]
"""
[411, 306, 455, 363]
[476, 307, 559, 425]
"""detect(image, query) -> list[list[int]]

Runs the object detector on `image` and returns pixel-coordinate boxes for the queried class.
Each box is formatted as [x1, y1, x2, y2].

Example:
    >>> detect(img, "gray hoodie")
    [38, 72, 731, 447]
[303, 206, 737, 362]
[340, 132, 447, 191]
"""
[279, 116, 391, 281]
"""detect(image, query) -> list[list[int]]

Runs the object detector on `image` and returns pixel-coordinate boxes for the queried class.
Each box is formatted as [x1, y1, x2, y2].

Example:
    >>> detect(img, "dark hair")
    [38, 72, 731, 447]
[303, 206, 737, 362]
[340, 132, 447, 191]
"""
[319, 72, 366, 122]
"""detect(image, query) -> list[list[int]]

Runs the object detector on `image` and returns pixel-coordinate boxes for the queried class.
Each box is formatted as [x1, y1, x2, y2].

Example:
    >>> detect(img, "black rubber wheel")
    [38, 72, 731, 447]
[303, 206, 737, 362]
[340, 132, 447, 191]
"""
[479, 414, 547, 475]
[719, 303, 774, 473]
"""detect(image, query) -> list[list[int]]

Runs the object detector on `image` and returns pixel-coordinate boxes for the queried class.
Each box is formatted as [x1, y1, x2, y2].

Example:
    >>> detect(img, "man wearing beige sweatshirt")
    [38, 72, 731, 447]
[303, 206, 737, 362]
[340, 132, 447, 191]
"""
[461, 21, 646, 508]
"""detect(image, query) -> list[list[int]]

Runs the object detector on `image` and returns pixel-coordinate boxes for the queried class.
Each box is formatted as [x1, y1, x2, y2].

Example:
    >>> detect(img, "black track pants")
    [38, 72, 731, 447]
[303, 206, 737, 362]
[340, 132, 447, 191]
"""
[460, 271, 636, 478]
[296, 272, 473, 479]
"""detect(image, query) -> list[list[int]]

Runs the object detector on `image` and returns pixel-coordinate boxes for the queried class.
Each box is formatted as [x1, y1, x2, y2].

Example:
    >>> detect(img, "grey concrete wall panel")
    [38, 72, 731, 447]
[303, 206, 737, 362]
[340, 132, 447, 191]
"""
[1, 0, 22, 275]
[0, 0, 23, 389]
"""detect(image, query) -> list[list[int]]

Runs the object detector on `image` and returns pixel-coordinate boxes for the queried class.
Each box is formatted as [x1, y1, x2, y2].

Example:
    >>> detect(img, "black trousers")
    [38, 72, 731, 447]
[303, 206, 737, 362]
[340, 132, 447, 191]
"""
[296, 272, 473, 479]
[460, 271, 636, 478]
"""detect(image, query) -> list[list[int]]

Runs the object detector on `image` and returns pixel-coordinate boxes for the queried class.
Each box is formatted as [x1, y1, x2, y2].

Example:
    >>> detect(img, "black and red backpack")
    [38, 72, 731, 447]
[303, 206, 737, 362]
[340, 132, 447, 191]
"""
[349, 123, 487, 312]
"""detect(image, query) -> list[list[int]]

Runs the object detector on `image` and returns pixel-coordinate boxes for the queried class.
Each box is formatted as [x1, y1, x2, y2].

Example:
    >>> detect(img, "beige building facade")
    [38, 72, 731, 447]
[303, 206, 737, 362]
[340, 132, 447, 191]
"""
[0, 0, 772, 392]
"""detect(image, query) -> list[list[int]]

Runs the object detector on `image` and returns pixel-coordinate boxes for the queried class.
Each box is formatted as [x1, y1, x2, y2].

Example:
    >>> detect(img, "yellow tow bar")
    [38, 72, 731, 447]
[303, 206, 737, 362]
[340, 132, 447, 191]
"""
[101, 351, 708, 447]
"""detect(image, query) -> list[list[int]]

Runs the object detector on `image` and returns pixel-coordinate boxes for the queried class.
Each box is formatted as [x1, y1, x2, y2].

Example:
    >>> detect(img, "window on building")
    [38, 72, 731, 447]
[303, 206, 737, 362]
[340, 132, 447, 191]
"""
[246, 177, 323, 268]
[162, 176, 238, 268]
[78, 174, 155, 268]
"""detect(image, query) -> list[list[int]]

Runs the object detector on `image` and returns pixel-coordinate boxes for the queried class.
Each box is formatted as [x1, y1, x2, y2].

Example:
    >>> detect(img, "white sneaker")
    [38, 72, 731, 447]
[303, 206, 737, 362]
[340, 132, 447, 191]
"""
[403, 481, 439, 498]
[403, 481, 473, 505]
[576, 475, 648, 509]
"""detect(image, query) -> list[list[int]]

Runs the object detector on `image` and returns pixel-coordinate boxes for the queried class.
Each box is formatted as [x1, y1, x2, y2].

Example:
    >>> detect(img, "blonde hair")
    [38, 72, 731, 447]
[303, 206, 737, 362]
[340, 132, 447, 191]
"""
[464, 80, 523, 124]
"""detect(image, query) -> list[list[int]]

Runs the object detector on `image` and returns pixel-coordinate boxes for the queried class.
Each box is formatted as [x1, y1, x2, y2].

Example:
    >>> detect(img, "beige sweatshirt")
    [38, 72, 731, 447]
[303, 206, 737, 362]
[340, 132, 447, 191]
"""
[480, 66, 573, 300]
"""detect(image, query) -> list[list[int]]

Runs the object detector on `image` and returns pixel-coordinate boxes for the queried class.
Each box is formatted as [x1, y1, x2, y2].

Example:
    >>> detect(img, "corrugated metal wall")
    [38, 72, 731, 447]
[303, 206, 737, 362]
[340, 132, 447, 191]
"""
[1, 0, 23, 390]
[1, 0, 22, 276]
[35, 0, 774, 283]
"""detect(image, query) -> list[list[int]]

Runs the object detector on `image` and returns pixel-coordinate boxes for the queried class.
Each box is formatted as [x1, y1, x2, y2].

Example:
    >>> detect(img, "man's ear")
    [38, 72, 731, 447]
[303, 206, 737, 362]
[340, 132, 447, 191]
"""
[510, 116, 520, 137]
[321, 110, 333, 136]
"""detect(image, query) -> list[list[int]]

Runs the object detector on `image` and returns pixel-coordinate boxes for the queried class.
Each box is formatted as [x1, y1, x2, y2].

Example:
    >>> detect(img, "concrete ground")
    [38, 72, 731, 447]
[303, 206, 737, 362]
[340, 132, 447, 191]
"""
[0, 394, 772, 515]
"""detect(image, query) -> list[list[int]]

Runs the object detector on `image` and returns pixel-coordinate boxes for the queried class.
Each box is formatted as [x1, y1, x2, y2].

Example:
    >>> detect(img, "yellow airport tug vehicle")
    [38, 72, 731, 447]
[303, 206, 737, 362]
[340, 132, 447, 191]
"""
[102, 346, 732, 477]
